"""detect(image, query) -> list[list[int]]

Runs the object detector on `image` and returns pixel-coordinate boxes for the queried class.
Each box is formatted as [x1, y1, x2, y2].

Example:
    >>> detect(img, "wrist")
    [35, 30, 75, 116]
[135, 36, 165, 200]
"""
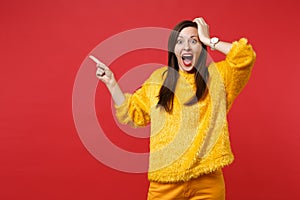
[107, 78, 117, 90]
[209, 37, 220, 51]
[201, 38, 211, 46]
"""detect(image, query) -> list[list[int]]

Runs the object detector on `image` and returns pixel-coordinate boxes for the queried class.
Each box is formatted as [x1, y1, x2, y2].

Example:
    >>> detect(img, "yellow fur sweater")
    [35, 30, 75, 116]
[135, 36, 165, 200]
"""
[115, 38, 256, 183]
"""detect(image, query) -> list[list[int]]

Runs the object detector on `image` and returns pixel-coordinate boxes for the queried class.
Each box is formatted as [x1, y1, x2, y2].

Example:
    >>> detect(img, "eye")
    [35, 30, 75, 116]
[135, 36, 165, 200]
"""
[190, 39, 198, 44]
[176, 39, 183, 45]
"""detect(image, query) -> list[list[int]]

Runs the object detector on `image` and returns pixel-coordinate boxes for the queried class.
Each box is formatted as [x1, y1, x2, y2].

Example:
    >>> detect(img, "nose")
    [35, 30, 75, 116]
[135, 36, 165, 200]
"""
[183, 40, 191, 50]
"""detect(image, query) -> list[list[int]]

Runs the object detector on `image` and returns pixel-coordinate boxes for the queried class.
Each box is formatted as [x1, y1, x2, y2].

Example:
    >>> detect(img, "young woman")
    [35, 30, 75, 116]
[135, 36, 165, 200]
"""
[95, 17, 256, 200]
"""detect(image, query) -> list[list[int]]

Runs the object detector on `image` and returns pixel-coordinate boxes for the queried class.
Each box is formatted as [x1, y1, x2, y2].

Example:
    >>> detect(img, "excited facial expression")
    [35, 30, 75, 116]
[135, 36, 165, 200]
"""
[174, 27, 202, 72]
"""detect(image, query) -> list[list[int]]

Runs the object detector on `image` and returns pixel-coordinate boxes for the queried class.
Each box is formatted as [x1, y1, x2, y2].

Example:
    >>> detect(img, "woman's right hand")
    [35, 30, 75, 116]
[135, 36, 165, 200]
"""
[94, 59, 125, 105]
[96, 61, 117, 89]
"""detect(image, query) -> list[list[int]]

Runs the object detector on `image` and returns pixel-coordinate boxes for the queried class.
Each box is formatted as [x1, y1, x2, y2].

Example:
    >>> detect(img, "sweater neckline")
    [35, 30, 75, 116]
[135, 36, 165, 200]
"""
[178, 70, 195, 85]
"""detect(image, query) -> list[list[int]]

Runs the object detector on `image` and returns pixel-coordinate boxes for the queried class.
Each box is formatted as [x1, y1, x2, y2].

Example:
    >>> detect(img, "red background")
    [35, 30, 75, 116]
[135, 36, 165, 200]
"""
[1, 0, 299, 199]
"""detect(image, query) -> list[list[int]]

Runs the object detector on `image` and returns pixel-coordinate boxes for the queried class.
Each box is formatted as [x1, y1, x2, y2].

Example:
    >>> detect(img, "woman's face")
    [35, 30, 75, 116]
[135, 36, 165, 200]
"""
[174, 27, 202, 72]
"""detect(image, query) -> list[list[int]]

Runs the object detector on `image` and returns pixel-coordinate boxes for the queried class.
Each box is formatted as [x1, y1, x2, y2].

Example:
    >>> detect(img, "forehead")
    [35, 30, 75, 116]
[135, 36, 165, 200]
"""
[178, 27, 198, 37]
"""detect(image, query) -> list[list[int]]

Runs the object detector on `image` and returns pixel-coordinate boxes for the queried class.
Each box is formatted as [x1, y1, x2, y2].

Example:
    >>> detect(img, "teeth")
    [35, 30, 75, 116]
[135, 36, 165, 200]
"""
[181, 53, 193, 67]
[182, 54, 193, 60]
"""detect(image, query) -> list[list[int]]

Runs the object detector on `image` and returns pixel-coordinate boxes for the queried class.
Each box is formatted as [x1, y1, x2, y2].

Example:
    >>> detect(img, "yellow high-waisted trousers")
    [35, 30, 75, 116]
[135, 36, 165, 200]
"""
[147, 169, 225, 200]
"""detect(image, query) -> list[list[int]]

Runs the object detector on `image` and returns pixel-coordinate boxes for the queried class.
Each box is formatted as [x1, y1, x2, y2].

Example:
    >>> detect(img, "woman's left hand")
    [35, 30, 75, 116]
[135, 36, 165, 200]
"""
[193, 17, 211, 46]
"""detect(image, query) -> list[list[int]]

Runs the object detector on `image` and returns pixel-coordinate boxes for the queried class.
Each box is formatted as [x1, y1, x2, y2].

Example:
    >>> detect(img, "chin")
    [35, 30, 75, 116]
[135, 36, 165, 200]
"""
[179, 63, 195, 72]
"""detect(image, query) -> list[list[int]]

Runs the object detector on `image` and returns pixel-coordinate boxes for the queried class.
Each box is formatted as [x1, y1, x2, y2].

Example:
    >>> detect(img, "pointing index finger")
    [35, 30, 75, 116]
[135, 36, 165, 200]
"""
[88, 55, 110, 73]
[89, 55, 105, 66]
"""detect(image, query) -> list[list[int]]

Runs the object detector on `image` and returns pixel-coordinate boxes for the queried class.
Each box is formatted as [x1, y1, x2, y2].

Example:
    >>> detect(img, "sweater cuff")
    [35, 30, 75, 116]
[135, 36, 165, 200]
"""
[226, 38, 256, 68]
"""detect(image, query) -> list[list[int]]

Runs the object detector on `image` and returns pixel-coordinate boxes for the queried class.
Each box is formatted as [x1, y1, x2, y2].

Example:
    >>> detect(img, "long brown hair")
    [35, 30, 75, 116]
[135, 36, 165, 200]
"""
[157, 20, 209, 113]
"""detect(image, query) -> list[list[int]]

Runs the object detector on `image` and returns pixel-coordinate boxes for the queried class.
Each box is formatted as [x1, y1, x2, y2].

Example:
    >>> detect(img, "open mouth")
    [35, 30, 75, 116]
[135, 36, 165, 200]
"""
[182, 53, 193, 66]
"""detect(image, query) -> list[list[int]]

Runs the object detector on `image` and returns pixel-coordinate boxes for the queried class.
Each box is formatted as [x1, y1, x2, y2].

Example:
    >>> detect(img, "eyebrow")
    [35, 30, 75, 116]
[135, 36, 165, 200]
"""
[178, 35, 199, 38]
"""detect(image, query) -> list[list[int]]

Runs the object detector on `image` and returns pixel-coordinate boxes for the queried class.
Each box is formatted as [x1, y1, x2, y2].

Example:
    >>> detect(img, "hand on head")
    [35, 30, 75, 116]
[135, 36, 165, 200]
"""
[193, 17, 211, 46]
